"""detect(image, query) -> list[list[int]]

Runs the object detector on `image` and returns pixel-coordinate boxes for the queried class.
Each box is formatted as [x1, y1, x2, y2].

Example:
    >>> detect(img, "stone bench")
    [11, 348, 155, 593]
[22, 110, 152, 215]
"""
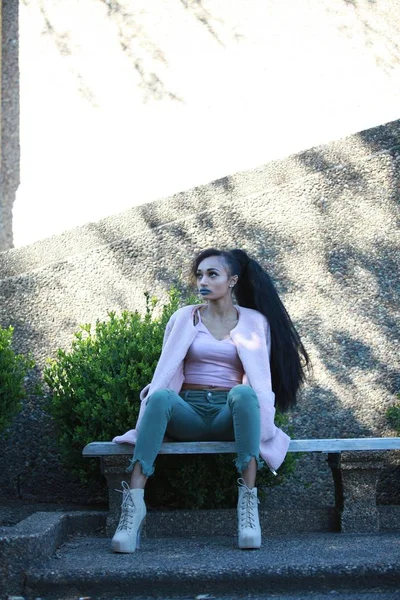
[83, 437, 400, 535]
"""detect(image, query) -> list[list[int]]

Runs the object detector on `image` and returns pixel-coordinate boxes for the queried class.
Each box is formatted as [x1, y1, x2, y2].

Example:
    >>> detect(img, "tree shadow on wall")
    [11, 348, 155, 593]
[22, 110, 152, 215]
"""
[295, 122, 400, 403]
[23, 0, 236, 104]
[337, 0, 400, 75]
[84, 187, 296, 312]
[178, 0, 225, 46]
[19, 0, 98, 107]
[99, 0, 183, 102]
[22, 0, 184, 104]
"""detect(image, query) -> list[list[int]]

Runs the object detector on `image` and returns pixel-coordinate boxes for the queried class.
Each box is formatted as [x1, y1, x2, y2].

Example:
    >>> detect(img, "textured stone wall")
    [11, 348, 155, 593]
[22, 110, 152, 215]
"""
[0, 0, 19, 251]
[11, 0, 400, 247]
[0, 120, 399, 508]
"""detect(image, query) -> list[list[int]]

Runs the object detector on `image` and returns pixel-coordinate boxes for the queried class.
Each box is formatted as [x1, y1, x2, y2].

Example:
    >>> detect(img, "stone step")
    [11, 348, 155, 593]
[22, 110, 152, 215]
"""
[24, 532, 400, 600]
[11, 593, 400, 600]
[8, 590, 400, 600]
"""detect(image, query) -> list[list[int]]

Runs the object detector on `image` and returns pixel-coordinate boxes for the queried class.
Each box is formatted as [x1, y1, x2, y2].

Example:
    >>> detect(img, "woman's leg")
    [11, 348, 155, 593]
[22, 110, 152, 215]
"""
[242, 457, 257, 489]
[210, 384, 262, 550]
[129, 388, 206, 486]
[211, 384, 261, 482]
[130, 461, 147, 489]
[112, 388, 206, 554]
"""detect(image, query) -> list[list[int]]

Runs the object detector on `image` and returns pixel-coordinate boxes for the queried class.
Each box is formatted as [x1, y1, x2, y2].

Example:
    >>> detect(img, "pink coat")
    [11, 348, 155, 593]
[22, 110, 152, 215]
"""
[113, 304, 290, 471]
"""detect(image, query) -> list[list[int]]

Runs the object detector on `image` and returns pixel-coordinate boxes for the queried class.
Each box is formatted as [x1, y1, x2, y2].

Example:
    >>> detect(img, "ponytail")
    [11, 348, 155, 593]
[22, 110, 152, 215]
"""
[190, 248, 310, 411]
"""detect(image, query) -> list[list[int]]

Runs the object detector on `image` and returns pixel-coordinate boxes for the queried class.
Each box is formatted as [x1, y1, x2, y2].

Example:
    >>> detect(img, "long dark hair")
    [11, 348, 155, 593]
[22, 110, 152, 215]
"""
[190, 248, 310, 412]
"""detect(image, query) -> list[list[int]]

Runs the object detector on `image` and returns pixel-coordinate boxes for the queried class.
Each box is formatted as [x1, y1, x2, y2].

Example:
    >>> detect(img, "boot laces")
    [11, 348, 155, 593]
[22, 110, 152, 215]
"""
[116, 481, 137, 532]
[238, 478, 259, 529]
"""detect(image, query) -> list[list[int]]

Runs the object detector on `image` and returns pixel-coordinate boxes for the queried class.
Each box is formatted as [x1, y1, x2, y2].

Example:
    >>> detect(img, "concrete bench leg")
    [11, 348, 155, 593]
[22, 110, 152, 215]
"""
[101, 455, 130, 536]
[328, 451, 385, 533]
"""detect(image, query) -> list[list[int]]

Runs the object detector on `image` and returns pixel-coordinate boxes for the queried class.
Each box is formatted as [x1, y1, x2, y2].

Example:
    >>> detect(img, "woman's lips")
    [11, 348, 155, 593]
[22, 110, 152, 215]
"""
[200, 289, 211, 295]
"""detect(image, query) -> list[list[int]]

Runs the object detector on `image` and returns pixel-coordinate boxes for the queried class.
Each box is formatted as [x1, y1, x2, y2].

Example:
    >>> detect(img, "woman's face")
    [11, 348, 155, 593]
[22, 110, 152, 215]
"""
[196, 256, 237, 300]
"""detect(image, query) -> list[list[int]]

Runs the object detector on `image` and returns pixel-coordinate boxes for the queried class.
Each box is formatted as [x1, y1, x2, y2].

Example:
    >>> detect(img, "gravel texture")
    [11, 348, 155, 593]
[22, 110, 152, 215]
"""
[6, 593, 400, 600]
[23, 532, 400, 600]
[0, 500, 107, 527]
[6, 591, 400, 600]
[0, 510, 106, 598]
[70, 594, 400, 600]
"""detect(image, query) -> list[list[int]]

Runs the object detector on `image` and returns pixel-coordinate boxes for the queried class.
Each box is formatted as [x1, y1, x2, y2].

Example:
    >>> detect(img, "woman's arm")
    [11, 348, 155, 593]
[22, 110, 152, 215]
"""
[161, 319, 173, 349]
[262, 314, 272, 360]
[257, 314, 276, 441]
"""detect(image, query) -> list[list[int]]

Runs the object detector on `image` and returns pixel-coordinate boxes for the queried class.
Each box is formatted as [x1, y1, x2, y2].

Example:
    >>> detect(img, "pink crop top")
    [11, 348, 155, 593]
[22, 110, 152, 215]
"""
[184, 308, 244, 388]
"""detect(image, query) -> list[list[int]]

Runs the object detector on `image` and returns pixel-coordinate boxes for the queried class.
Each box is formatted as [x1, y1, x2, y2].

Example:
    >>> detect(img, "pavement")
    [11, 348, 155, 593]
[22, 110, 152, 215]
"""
[22, 531, 400, 600]
[7, 592, 400, 600]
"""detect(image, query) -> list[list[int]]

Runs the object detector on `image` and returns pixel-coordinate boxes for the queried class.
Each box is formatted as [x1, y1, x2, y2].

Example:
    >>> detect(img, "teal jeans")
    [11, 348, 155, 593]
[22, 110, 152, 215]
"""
[128, 384, 262, 476]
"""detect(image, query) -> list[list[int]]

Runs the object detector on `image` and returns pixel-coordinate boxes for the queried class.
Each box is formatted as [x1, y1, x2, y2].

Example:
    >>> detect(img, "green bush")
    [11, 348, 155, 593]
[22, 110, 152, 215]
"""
[44, 289, 297, 508]
[44, 289, 184, 479]
[386, 396, 400, 434]
[0, 325, 35, 432]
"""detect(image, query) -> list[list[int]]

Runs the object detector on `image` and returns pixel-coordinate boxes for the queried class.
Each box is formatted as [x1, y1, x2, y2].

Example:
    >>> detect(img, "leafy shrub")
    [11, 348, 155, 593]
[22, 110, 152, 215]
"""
[44, 289, 184, 480]
[0, 325, 35, 432]
[386, 396, 400, 434]
[44, 289, 297, 508]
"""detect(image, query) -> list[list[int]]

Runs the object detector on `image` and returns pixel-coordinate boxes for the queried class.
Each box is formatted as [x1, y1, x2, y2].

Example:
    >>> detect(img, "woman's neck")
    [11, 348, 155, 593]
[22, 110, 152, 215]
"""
[201, 300, 238, 322]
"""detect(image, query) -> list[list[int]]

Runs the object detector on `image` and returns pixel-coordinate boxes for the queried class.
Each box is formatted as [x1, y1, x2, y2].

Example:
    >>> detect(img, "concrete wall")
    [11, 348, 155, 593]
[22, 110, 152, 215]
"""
[0, 0, 19, 251]
[0, 120, 399, 508]
[7, 0, 400, 247]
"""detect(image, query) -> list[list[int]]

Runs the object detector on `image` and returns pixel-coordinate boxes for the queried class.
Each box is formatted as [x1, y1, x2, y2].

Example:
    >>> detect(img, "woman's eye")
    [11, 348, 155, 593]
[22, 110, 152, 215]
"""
[196, 273, 217, 278]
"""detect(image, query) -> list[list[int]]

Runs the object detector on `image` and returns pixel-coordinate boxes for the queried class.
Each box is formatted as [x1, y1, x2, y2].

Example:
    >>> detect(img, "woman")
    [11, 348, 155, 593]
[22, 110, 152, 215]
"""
[111, 248, 309, 553]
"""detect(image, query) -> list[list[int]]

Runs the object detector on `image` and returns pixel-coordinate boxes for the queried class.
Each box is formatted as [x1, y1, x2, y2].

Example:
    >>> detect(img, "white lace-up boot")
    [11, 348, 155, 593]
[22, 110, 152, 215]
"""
[111, 481, 147, 553]
[237, 477, 261, 549]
